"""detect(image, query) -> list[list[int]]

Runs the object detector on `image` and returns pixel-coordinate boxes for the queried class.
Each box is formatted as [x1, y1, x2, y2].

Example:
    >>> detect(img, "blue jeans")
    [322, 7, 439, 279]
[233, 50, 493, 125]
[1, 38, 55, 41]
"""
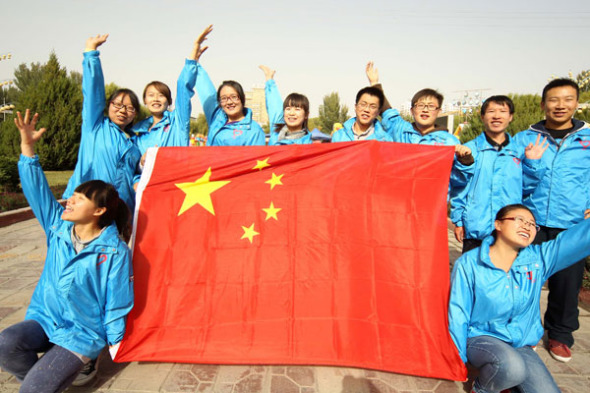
[467, 336, 559, 393]
[0, 320, 85, 393]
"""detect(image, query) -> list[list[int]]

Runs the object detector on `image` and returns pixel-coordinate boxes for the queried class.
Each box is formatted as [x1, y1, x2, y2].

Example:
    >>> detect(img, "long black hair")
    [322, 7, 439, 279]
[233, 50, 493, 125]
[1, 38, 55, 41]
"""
[74, 180, 131, 242]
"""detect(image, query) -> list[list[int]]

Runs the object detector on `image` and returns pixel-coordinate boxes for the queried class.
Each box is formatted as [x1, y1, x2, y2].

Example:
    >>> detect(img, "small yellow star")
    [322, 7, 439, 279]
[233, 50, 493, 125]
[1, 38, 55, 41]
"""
[265, 172, 284, 190]
[253, 157, 271, 171]
[241, 223, 260, 243]
[175, 167, 230, 216]
[262, 202, 282, 221]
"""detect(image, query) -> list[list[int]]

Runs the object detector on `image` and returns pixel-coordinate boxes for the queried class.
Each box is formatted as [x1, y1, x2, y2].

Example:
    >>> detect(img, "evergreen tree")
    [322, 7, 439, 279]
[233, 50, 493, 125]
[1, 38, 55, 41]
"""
[318, 92, 348, 133]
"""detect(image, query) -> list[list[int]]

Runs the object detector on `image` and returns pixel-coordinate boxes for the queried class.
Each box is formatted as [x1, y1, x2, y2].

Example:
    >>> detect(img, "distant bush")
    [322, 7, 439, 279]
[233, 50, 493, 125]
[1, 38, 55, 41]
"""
[0, 156, 19, 192]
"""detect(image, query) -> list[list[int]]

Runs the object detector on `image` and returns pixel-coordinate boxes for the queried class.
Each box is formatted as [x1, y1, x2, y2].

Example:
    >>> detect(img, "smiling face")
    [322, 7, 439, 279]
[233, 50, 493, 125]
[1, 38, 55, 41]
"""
[354, 93, 380, 128]
[482, 101, 513, 136]
[61, 192, 105, 225]
[144, 85, 170, 117]
[541, 85, 578, 130]
[108, 93, 137, 129]
[494, 208, 538, 249]
[411, 96, 441, 134]
[219, 85, 244, 121]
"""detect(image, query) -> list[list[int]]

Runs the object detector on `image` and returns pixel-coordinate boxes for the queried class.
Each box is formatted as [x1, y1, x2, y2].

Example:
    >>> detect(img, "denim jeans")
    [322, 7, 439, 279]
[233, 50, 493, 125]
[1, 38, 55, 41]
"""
[0, 320, 85, 393]
[467, 336, 560, 393]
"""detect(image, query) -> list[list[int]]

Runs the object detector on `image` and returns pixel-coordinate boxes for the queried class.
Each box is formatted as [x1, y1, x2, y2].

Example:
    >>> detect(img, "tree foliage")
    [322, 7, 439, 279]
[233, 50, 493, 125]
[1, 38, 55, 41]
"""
[318, 92, 348, 133]
[0, 52, 83, 170]
[190, 113, 208, 136]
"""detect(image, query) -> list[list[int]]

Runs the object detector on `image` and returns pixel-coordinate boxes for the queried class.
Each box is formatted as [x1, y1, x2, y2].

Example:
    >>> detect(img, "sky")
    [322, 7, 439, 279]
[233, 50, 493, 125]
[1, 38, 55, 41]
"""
[1, 0, 589, 117]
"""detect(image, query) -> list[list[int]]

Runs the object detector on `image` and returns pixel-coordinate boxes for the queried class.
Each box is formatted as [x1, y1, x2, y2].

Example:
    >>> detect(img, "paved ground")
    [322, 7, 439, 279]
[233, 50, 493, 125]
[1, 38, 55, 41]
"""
[1, 218, 589, 392]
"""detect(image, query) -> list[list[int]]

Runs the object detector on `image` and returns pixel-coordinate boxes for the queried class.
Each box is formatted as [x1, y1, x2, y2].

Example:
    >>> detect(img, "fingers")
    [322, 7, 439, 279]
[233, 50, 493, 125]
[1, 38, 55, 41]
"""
[585, 209, 590, 220]
[534, 133, 541, 146]
[198, 24, 213, 43]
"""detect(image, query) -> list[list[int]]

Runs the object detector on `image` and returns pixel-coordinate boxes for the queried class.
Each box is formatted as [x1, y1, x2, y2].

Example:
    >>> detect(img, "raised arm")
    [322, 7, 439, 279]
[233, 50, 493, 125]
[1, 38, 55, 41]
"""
[522, 134, 549, 196]
[82, 34, 109, 132]
[365, 61, 392, 112]
[171, 26, 213, 145]
[259, 65, 284, 134]
[15, 110, 62, 233]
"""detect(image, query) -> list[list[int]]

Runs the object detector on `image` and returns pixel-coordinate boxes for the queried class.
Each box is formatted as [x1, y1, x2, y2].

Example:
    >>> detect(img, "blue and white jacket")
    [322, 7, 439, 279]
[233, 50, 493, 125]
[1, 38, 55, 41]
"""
[331, 117, 393, 142]
[512, 119, 590, 229]
[381, 108, 460, 145]
[196, 63, 266, 146]
[450, 132, 545, 240]
[19, 154, 133, 359]
[63, 50, 141, 213]
[449, 217, 590, 362]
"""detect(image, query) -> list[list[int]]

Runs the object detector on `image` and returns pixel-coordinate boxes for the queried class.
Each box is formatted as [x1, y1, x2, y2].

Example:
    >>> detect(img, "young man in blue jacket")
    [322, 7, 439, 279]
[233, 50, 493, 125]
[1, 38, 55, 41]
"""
[331, 86, 393, 142]
[450, 96, 548, 253]
[512, 78, 590, 363]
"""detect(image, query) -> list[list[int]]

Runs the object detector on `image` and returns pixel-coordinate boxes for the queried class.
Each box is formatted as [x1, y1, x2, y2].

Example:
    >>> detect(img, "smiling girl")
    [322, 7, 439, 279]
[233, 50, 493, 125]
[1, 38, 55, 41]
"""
[0, 110, 133, 393]
[449, 203, 590, 392]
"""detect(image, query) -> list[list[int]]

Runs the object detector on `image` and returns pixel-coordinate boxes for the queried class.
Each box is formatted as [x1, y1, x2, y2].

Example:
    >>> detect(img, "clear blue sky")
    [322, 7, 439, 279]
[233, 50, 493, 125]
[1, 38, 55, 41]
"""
[1, 0, 589, 117]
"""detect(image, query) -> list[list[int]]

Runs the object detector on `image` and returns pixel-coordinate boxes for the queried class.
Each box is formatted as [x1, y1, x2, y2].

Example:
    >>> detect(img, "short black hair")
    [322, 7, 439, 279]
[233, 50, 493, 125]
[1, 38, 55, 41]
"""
[542, 78, 579, 102]
[481, 95, 514, 116]
[411, 88, 443, 108]
[355, 86, 384, 108]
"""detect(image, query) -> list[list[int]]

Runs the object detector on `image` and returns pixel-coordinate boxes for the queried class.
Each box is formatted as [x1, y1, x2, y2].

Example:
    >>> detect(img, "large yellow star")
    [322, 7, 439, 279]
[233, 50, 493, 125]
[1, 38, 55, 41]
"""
[265, 172, 284, 190]
[241, 223, 260, 243]
[253, 157, 271, 170]
[262, 202, 281, 221]
[175, 167, 230, 216]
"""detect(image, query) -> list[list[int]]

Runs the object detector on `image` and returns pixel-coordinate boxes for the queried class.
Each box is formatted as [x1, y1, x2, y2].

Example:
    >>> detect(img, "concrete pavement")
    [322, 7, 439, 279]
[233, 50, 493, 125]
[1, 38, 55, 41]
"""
[1, 218, 589, 392]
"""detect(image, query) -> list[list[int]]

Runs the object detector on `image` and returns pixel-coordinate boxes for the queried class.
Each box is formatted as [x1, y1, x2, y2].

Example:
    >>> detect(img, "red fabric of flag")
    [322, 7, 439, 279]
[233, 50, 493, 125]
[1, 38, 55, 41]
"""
[116, 140, 467, 381]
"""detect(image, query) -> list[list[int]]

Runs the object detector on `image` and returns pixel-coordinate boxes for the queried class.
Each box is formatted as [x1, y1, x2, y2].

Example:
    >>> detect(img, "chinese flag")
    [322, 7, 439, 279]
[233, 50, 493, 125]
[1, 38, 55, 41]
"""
[116, 141, 467, 381]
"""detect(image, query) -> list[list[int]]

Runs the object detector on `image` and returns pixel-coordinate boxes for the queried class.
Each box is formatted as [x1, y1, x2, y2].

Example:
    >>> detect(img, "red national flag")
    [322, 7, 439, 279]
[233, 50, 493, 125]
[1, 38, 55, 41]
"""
[116, 141, 467, 381]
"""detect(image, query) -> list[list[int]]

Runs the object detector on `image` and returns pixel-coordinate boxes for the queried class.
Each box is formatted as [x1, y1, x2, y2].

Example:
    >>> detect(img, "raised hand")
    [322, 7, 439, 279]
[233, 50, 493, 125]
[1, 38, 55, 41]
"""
[14, 109, 47, 157]
[258, 65, 275, 81]
[191, 25, 213, 62]
[455, 144, 474, 165]
[85, 34, 109, 52]
[525, 134, 549, 160]
[366, 61, 379, 86]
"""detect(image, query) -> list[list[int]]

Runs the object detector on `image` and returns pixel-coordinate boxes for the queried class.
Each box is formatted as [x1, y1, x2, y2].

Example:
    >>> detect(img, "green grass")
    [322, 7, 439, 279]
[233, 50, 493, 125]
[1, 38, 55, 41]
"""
[0, 170, 72, 212]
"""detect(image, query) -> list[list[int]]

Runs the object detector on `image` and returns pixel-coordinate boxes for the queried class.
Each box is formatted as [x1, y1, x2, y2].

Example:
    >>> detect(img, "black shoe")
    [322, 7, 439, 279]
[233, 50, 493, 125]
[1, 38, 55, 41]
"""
[71, 358, 98, 386]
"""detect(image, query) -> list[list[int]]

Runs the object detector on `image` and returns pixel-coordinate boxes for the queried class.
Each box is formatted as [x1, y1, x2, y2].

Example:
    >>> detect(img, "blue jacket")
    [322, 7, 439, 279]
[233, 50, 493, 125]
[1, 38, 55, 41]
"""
[63, 50, 141, 213]
[512, 119, 590, 229]
[265, 80, 312, 146]
[196, 63, 266, 146]
[450, 132, 545, 240]
[449, 217, 590, 363]
[331, 117, 393, 142]
[19, 154, 133, 359]
[381, 108, 460, 145]
[132, 59, 198, 154]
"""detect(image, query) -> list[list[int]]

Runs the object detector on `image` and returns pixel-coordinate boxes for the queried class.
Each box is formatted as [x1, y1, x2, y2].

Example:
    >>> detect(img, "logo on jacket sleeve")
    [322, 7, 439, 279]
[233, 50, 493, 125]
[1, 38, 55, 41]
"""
[513, 157, 521, 165]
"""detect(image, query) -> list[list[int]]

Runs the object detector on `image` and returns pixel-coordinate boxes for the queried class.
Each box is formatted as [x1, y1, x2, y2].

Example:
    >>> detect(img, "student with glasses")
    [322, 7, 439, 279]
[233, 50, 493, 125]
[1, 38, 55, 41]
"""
[259, 65, 313, 145]
[331, 85, 392, 142]
[194, 26, 265, 146]
[63, 34, 141, 214]
[448, 203, 590, 393]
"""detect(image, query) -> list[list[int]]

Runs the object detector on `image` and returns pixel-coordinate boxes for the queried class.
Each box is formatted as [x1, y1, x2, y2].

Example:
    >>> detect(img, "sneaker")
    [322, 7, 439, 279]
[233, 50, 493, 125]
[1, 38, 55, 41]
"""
[71, 358, 98, 386]
[548, 339, 572, 363]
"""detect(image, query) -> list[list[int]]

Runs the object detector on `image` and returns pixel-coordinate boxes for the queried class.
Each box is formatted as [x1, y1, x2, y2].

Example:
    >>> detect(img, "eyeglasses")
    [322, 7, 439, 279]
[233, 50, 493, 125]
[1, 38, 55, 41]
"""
[220, 95, 240, 104]
[110, 101, 136, 113]
[498, 216, 540, 231]
[413, 103, 439, 111]
[356, 102, 379, 111]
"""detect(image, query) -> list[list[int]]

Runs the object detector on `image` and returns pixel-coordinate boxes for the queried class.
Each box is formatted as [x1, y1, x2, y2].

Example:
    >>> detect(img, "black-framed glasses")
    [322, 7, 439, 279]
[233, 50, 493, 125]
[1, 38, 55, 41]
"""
[219, 95, 240, 104]
[413, 103, 439, 111]
[498, 216, 540, 231]
[110, 101, 136, 113]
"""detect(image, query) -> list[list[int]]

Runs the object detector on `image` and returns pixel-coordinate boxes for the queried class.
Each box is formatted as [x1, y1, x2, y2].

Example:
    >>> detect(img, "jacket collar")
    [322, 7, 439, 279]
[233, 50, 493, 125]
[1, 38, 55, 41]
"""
[52, 220, 123, 253]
